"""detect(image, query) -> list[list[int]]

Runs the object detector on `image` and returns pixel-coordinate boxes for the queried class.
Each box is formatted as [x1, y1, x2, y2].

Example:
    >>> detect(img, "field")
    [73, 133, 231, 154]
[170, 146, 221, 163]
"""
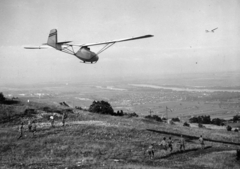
[0, 99, 240, 169]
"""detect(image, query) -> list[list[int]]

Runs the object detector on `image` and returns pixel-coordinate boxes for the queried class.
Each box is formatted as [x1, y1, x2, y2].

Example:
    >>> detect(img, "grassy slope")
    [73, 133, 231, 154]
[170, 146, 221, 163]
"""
[0, 101, 240, 169]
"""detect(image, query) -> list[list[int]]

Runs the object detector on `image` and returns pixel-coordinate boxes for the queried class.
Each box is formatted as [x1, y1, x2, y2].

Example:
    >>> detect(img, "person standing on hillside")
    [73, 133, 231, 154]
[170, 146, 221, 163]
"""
[31, 120, 37, 137]
[28, 119, 32, 132]
[199, 135, 204, 149]
[160, 137, 168, 150]
[179, 135, 185, 151]
[50, 115, 55, 128]
[146, 144, 154, 159]
[62, 112, 67, 127]
[168, 137, 173, 152]
[18, 122, 24, 139]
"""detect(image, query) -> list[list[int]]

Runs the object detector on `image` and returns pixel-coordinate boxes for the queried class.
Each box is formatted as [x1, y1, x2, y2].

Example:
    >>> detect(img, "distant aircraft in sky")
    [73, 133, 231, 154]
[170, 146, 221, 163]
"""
[24, 29, 153, 64]
[205, 27, 218, 33]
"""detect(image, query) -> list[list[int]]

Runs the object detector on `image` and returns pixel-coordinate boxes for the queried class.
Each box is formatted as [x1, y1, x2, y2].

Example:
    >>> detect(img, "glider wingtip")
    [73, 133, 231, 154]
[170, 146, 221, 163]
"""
[145, 34, 154, 38]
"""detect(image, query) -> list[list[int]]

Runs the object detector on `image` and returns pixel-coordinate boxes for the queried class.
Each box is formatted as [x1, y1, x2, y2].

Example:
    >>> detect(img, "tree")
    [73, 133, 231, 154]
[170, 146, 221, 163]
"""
[0, 92, 5, 102]
[89, 100, 114, 115]
[211, 118, 225, 126]
[233, 115, 240, 123]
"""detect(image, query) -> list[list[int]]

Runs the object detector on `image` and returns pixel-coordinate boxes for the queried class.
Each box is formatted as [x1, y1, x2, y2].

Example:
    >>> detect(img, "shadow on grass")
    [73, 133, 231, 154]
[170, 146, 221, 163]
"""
[147, 129, 240, 146]
[160, 146, 212, 159]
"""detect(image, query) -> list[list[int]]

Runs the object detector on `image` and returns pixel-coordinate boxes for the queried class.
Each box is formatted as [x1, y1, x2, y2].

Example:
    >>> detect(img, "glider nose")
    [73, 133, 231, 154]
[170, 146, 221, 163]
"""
[95, 55, 99, 61]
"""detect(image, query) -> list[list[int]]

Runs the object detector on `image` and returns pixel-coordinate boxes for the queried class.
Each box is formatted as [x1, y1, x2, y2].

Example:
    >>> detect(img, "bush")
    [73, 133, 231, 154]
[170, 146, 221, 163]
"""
[145, 115, 162, 122]
[198, 123, 205, 128]
[189, 115, 226, 126]
[211, 118, 225, 126]
[126, 112, 138, 118]
[233, 115, 240, 123]
[189, 115, 211, 124]
[172, 117, 180, 122]
[189, 116, 198, 123]
[116, 110, 124, 116]
[75, 106, 82, 110]
[0, 92, 6, 102]
[89, 100, 114, 115]
[226, 125, 232, 131]
[183, 122, 190, 127]
[24, 108, 37, 117]
[237, 149, 240, 160]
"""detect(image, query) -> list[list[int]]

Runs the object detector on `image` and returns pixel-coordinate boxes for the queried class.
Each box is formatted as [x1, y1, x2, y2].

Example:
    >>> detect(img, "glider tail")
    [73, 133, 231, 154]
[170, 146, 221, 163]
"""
[47, 29, 58, 48]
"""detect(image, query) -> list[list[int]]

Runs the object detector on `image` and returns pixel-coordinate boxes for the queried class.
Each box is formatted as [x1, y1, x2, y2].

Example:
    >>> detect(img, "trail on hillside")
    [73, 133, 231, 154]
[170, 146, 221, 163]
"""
[33, 120, 119, 128]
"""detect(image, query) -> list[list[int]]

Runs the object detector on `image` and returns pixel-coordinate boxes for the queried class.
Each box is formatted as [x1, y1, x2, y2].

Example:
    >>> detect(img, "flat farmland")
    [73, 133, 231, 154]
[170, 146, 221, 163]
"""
[2, 80, 240, 120]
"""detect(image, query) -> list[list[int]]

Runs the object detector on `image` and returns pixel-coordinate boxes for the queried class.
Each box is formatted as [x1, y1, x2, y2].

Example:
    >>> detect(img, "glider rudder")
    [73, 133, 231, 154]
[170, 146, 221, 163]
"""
[47, 29, 58, 48]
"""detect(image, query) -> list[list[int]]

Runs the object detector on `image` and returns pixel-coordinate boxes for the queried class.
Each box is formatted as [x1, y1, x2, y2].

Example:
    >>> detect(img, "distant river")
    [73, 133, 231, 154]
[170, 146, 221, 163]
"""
[130, 84, 240, 93]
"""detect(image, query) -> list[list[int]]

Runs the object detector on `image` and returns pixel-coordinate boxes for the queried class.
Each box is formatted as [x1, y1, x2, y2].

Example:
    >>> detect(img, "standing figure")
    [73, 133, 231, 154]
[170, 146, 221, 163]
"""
[199, 135, 204, 149]
[179, 135, 185, 151]
[18, 122, 24, 139]
[146, 144, 154, 159]
[32, 120, 37, 137]
[168, 137, 173, 152]
[50, 115, 55, 128]
[62, 112, 67, 127]
[160, 137, 168, 150]
[28, 119, 32, 132]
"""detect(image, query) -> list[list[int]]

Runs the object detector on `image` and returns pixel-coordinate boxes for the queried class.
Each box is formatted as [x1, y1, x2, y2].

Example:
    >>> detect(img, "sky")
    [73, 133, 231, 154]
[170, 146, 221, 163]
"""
[0, 0, 240, 85]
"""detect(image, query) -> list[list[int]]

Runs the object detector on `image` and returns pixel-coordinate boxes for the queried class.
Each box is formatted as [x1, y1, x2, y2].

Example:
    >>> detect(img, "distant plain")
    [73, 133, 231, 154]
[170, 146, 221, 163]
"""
[1, 71, 240, 120]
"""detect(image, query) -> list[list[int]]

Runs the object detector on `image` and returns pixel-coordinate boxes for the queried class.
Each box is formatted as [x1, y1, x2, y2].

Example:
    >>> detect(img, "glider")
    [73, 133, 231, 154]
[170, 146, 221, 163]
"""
[24, 29, 153, 64]
[205, 27, 218, 33]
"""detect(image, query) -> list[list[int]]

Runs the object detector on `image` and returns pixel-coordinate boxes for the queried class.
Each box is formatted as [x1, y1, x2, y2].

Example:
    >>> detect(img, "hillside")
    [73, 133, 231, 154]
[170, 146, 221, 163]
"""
[0, 99, 240, 169]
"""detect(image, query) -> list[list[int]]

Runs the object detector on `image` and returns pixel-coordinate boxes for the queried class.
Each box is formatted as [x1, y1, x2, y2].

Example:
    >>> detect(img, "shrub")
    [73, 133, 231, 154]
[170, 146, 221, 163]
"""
[172, 117, 180, 122]
[226, 125, 232, 131]
[24, 108, 37, 117]
[0, 92, 6, 102]
[211, 118, 225, 126]
[198, 123, 203, 128]
[145, 115, 162, 122]
[237, 149, 240, 160]
[75, 106, 82, 110]
[233, 115, 240, 123]
[189, 115, 226, 126]
[89, 100, 114, 115]
[116, 110, 124, 116]
[189, 116, 198, 123]
[126, 112, 138, 118]
[189, 115, 211, 124]
[183, 122, 190, 127]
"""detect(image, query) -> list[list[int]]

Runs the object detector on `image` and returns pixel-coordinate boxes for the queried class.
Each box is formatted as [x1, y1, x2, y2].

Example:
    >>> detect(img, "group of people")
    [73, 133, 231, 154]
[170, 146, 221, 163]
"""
[18, 112, 67, 139]
[18, 119, 37, 139]
[147, 135, 205, 159]
[159, 135, 186, 152]
[49, 112, 67, 128]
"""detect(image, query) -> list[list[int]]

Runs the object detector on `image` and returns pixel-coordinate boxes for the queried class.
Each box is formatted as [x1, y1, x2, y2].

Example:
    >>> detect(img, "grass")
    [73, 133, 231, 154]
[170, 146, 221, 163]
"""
[0, 101, 240, 168]
[188, 150, 240, 169]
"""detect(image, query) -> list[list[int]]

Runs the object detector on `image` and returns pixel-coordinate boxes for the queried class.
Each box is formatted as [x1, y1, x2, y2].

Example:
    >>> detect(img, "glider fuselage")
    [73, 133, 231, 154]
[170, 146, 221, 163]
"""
[75, 47, 99, 63]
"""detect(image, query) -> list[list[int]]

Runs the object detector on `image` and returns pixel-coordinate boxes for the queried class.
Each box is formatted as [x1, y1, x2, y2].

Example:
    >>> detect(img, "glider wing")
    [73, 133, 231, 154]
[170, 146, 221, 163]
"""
[24, 45, 53, 49]
[68, 34, 153, 47]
